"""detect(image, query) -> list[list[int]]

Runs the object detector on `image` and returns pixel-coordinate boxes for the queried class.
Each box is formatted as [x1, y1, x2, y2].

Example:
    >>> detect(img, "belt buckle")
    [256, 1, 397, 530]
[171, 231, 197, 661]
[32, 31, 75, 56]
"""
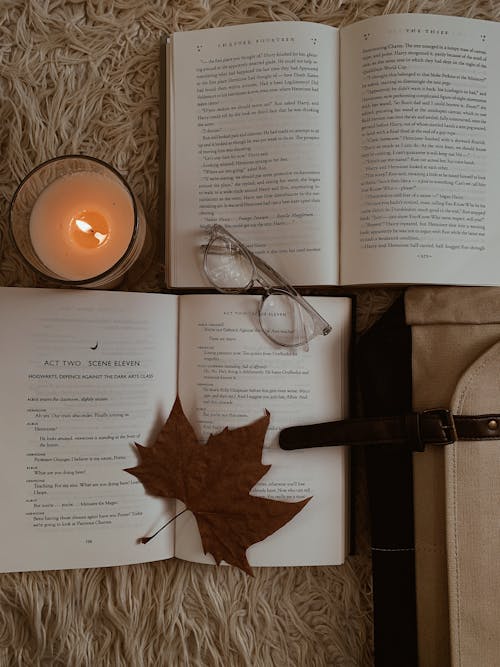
[420, 409, 457, 446]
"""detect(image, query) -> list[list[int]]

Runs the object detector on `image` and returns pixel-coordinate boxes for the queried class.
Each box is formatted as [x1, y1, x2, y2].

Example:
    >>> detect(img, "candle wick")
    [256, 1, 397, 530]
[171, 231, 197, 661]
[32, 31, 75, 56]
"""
[74, 218, 107, 245]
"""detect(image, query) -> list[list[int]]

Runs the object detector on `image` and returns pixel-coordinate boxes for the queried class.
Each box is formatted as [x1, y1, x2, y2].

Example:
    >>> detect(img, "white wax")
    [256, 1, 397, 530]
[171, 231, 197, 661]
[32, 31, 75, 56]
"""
[29, 171, 135, 280]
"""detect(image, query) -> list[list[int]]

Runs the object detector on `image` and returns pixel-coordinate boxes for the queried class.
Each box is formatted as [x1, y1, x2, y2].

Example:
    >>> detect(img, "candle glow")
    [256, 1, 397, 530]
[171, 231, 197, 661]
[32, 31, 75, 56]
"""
[29, 171, 135, 281]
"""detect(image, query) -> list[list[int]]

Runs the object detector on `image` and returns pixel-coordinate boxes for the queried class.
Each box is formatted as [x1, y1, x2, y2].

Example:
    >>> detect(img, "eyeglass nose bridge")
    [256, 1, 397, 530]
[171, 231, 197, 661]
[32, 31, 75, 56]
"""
[252, 273, 274, 292]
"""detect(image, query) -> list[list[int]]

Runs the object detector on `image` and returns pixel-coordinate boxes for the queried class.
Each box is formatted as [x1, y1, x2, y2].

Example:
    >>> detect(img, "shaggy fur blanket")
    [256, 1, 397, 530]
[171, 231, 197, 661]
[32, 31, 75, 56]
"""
[1, 1, 495, 664]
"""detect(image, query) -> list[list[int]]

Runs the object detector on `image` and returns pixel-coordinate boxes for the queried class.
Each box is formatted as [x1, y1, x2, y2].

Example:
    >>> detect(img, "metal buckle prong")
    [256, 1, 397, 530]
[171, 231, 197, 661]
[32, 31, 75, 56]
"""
[418, 409, 457, 448]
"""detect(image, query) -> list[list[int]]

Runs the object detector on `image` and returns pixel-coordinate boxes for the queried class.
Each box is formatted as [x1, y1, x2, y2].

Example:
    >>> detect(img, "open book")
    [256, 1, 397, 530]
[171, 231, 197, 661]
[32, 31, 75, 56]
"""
[165, 14, 500, 288]
[0, 287, 351, 573]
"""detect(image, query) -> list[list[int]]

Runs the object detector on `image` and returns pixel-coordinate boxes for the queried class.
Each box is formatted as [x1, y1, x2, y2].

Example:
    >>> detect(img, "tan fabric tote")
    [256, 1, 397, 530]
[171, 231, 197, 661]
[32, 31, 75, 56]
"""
[406, 286, 500, 667]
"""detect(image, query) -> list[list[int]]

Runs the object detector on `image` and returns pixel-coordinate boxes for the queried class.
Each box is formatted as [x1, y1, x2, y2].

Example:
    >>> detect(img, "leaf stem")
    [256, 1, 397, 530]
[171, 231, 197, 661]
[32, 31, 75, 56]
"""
[139, 508, 189, 544]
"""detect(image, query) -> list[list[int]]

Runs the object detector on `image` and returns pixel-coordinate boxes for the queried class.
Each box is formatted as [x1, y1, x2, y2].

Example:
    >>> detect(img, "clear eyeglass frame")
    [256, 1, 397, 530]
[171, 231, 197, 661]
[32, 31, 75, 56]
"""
[202, 224, 332, 349]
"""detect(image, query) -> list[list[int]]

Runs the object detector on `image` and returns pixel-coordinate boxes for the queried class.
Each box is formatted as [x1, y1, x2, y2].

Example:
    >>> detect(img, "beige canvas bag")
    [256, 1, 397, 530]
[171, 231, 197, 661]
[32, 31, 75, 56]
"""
[406, 286, 500, 667]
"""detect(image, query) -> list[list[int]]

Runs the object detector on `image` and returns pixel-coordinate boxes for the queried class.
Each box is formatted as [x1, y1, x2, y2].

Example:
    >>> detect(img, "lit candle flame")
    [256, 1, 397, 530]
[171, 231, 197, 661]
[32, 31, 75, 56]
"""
[75, 218, 107, 244]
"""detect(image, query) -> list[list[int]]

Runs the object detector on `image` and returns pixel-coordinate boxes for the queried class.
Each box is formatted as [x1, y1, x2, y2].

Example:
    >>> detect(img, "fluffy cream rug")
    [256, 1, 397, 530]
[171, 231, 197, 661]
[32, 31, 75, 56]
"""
[1, 0, 495, 665]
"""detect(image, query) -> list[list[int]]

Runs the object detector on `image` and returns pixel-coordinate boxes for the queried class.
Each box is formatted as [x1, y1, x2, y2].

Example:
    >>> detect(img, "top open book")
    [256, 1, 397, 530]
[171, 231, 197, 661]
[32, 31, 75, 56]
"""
[164, 14, 500, 288]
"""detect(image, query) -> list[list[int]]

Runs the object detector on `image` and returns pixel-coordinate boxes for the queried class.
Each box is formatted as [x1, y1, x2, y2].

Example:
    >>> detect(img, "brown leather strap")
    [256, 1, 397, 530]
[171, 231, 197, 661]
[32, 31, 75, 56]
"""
[279, 410, 500, 452]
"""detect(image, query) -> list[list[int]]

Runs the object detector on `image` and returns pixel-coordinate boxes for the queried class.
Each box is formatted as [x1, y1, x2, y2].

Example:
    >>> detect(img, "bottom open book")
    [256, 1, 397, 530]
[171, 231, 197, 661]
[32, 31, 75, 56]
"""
[0, 287, 352, 572]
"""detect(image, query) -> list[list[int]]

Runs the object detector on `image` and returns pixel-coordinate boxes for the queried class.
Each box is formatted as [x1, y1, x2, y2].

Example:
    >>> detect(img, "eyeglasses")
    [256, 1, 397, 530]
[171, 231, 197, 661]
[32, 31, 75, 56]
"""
[202, 224, 332, 348]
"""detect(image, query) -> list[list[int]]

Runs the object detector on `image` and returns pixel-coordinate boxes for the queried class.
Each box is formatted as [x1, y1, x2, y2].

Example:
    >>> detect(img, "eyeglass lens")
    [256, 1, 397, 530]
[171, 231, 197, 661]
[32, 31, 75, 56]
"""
[259, 292, 315, 347]
[205, 234, 254, 290]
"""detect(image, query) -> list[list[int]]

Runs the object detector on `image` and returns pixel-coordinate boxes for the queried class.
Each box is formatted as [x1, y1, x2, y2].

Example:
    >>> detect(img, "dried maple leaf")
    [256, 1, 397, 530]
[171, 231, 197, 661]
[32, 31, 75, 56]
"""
[125, 395, 311, 575]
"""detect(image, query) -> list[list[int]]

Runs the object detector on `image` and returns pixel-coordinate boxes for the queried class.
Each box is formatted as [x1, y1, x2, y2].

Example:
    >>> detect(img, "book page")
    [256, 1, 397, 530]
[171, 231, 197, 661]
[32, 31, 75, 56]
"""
[168, 21, 339, 288]
[340, 14, 500, 286]
[174, 294, 350, 567]
[0, 288, 178, 572]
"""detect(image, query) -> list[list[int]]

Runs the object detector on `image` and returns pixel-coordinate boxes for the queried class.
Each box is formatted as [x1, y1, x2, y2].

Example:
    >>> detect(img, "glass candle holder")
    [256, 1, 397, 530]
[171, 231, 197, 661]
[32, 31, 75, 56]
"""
[9, 155, 147, 288]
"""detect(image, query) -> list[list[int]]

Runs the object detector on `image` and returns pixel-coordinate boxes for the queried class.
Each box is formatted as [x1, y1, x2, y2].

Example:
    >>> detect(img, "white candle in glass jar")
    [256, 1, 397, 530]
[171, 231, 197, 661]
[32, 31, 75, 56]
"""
[29, 171, 135, 281]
